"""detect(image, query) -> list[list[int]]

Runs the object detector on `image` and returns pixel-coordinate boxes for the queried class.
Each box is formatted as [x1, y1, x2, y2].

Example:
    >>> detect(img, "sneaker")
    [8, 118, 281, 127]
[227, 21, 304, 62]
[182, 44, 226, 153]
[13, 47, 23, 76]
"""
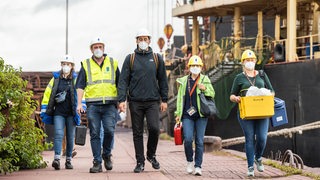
[65, 159, 73, 169]
[247, 166, 254, 177]
[72, 149, 77, 158]
[255, 158, 264, 172]
[133, 163, 145, 173]
[52, 159, 60, 170]
[194, 167, 202, 176]
[186, 162, 193, 174]
[89, 161, 102, 173]
[147, 156, 160, 169]
[103, 154, 113, 170]
[63, 149, 77, 157]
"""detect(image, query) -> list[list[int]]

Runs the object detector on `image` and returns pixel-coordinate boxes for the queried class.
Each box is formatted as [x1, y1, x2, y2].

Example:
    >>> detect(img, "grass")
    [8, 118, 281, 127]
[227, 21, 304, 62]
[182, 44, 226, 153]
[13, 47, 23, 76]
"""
[264, 160, 320, 180]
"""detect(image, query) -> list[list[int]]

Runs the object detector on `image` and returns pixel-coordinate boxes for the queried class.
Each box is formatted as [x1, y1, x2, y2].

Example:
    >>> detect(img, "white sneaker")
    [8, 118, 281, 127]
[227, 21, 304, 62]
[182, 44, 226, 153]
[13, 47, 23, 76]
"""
[255, 158, 264, 172]
[247, 166, 254, 177]
[186, 162, 193, 174]
[194, 167, 202, 176]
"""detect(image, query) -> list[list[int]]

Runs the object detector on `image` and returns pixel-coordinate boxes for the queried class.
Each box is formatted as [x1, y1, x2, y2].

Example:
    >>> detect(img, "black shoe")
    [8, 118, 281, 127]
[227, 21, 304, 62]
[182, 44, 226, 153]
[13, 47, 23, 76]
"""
[133, 163, 144, 173]
[52, 159, 60, 170]
[89, 161, 102, 173]
[65, 159, 73, 169]
[147, 156, 160, 169]
[103, 154, 113, 170]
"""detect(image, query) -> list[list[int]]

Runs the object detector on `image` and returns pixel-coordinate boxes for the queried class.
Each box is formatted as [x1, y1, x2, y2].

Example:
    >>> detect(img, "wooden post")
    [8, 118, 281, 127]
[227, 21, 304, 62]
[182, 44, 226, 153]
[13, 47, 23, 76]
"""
[192, 17, 199, 55]
[257, 11, 263, 59]
[287, 0, 297, 62]
[275, 15, 281, 41]
[234, 7, 241, 60]
[211, 22, 216, 42]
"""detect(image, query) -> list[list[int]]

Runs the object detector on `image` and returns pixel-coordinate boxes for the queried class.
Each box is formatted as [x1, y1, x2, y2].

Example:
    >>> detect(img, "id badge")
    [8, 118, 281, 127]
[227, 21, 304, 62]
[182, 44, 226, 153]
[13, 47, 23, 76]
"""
[187, 106, 197, 116]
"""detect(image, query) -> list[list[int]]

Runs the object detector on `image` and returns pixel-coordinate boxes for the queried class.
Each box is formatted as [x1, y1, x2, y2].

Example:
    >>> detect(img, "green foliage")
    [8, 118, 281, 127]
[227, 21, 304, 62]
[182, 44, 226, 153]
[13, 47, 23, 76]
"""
[0, 57, 48, 174]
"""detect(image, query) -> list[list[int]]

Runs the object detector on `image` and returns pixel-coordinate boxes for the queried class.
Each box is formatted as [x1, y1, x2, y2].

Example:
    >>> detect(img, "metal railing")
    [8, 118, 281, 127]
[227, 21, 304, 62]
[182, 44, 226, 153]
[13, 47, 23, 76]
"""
[272, 34, 320, 61]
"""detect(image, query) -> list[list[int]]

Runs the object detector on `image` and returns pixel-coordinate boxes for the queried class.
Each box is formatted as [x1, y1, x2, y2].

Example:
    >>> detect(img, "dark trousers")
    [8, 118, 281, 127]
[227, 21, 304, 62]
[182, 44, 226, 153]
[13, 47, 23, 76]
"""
[129, 101, 160, 164]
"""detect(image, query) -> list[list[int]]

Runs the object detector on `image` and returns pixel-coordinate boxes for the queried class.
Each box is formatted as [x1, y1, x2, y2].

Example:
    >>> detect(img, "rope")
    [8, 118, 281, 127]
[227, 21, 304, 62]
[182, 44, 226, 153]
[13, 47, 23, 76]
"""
[222, 120, 320, 147]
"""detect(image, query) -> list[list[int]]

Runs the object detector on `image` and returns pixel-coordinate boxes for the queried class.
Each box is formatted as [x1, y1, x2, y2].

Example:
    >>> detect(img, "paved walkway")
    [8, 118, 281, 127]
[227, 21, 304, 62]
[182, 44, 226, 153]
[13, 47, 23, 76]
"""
[1, 126, 319, 180]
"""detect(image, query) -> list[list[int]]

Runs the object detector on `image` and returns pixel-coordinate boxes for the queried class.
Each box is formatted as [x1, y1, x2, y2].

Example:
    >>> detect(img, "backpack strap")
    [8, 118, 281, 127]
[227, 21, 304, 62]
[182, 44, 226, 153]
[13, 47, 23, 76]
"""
[153, 53, 159, 70]
[130, 52, 159, 70]
[130, 53, 135, 70]
[258, 70, 272, 90]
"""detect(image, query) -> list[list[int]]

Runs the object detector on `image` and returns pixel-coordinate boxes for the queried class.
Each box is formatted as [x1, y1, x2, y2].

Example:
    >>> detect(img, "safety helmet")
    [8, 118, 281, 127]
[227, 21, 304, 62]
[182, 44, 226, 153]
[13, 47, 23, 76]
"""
[60, 55, 74, 66]
[90, 37, 105, 49]
[188, 55, 203, 67]
[136, 28, 151, 39]
[241, 49, 257, 62]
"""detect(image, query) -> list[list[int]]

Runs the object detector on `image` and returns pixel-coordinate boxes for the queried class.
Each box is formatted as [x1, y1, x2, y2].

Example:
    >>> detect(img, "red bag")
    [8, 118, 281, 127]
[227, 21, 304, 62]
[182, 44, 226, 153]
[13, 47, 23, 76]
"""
[174, 122, 183, 145]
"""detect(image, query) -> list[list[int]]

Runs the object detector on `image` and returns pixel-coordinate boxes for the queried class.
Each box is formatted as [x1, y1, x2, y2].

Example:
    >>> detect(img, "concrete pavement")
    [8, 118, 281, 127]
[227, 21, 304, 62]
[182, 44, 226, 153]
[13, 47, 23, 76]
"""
[1, 126, 319, 180]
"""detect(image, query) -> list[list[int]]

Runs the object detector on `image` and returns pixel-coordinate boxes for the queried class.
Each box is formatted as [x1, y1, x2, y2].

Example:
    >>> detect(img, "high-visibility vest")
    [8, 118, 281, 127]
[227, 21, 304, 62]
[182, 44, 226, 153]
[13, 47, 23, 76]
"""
[82, 56, 118, 103]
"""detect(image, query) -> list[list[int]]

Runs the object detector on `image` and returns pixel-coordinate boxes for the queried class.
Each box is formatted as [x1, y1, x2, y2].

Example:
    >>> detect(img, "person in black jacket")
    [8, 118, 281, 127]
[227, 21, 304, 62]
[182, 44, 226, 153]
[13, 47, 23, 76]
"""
[118, 28, 168, 173]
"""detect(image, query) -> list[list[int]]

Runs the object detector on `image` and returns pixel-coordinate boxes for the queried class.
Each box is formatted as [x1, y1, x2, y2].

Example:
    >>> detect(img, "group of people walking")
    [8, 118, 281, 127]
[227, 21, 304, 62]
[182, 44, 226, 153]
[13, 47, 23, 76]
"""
[40, 28, 273, 177]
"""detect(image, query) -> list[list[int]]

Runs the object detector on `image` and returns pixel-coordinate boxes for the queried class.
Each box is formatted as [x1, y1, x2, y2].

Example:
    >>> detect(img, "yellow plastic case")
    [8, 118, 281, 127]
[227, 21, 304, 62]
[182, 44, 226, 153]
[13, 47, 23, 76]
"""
[239, 96, 274, 120]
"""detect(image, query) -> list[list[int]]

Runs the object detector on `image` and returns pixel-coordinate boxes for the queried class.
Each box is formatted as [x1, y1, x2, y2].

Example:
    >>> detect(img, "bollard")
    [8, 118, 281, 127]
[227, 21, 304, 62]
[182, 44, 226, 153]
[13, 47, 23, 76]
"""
[203, 136, 222, 152]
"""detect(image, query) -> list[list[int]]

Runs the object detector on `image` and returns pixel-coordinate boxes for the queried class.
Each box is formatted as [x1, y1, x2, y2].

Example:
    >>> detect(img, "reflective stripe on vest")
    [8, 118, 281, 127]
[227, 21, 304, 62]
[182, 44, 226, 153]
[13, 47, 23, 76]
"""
[85, 58, 115, 85]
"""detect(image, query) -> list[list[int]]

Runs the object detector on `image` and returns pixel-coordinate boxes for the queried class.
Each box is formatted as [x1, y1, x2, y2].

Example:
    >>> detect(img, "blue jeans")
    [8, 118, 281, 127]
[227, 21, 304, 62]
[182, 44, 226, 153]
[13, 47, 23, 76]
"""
[237, 113, 269, 168]
[53, 115, 76, 160]
[87, 104, 116, 163]
[100, 111, 120, 151]
[182, 117, 208, 168]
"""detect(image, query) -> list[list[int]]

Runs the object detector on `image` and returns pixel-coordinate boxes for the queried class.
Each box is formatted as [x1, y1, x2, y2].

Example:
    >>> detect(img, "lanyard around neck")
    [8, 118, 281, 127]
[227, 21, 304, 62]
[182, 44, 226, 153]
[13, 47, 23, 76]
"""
[188, 75, 199, 97]
[244, 71, 256, 86]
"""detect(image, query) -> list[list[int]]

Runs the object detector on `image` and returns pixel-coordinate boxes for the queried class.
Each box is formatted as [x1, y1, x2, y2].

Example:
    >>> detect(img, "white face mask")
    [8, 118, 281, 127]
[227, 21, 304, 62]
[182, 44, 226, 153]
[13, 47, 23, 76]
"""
[190, 66, 202, 75]
[138, 41, 148, 50]
[244, 62, 255, 70]
[93, 49, 104, 58]
[62, 65, 71, 74]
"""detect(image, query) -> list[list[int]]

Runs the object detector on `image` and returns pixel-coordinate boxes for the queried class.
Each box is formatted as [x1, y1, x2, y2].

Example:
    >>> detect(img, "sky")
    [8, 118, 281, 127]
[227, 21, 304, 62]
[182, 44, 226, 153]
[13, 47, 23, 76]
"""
[0, 0, 184, 71]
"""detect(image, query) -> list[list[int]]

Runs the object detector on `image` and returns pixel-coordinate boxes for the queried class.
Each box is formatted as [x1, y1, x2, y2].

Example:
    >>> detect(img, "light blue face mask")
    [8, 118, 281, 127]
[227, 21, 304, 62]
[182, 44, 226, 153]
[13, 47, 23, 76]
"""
[244, 61, 255, 70]
[94, 49, 103, 58]
[62, 65, 71, 74]
[190, 66, 201, 75]
[138, 41, 148, 50]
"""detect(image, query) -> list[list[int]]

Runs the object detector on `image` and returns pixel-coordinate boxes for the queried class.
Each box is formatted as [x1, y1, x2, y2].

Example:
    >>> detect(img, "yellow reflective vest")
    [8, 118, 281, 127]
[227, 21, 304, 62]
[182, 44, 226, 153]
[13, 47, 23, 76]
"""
[82, 56, 118, 103]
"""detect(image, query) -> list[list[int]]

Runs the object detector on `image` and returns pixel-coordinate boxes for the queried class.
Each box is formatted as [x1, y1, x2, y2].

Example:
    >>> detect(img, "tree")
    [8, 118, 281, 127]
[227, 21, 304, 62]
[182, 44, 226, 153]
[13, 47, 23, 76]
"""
[0, 57, 49, 174]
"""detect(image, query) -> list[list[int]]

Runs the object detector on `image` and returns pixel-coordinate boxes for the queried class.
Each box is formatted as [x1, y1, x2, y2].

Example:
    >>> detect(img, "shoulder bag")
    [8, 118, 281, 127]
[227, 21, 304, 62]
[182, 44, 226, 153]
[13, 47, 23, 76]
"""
[199, 76, 218, 117]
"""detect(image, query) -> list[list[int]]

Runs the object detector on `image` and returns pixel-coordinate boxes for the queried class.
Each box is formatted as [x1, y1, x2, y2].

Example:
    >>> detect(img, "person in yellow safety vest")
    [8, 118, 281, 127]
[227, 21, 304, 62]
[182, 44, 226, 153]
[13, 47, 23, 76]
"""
[75, 37, 120, 173]
[40, 55, 81, 170]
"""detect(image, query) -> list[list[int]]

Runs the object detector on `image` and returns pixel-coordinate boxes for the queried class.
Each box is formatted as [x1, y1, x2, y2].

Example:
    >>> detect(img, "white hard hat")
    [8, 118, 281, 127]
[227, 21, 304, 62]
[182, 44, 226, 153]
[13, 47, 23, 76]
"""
[90, 37, 105, 48]
[136, 28, 151, 39]
[61, 55, 74, 66]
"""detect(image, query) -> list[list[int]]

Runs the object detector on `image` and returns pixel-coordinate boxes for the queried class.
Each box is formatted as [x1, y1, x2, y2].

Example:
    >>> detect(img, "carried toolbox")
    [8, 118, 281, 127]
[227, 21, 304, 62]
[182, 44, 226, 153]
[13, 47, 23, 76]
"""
[75, 125, 87, 146]
[239, 95, 274, 120]
[174, 122, 183, 145]
[271, 97, 288, 127]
